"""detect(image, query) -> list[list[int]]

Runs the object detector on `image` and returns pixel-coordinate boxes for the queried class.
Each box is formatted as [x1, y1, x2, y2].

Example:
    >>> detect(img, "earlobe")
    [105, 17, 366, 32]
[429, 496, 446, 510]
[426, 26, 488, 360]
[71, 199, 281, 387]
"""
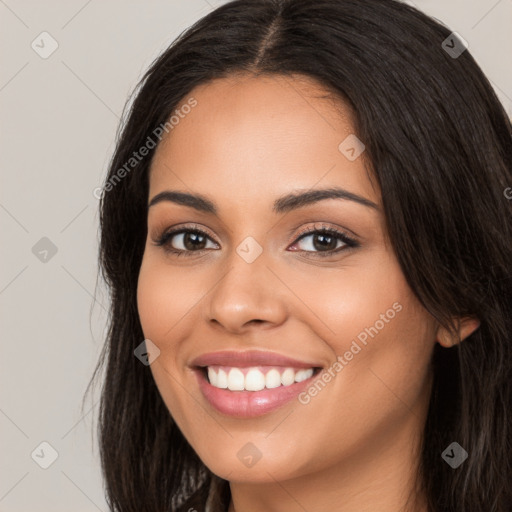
[436, 316, 481, 347]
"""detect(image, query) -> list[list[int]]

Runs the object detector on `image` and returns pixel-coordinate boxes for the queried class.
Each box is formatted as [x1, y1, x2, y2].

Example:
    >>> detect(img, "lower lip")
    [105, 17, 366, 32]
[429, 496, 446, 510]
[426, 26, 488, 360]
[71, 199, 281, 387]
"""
[193, 368, 319, 418]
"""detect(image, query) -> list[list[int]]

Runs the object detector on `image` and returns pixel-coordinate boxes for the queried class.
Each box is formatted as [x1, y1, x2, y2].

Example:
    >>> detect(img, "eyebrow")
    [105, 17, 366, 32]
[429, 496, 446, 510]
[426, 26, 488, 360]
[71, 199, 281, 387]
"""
[148, 187, 379, 214]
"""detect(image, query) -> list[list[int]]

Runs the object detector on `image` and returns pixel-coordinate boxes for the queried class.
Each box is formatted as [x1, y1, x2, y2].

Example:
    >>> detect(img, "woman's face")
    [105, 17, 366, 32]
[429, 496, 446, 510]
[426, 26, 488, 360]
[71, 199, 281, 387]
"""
[137, 73, 438, 484]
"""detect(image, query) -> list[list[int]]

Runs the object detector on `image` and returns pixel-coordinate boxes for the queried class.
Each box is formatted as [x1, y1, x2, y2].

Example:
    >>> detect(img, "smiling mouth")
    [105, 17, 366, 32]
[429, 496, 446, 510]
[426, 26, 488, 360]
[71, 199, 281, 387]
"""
[196, 365, 323, 391]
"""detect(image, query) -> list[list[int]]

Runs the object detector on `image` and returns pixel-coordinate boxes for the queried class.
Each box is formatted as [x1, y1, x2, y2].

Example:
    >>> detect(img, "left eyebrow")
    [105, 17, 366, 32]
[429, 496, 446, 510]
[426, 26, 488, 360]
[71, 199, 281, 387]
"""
[272, 187, 379, 213]
[147, 187, 379, 214]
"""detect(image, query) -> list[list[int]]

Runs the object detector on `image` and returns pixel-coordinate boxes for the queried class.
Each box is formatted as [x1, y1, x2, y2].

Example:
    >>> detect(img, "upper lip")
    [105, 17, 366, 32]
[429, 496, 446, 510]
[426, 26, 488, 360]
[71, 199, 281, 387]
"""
[190, 350, 322, 369]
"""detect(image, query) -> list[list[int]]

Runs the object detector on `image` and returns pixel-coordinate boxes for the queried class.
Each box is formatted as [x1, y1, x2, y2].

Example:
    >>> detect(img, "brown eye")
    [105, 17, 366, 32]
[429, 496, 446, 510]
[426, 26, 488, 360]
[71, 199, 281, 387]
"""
[154, 228, 218, 255]
[297, 232, 342, 252]
[290, 227, 359, 258]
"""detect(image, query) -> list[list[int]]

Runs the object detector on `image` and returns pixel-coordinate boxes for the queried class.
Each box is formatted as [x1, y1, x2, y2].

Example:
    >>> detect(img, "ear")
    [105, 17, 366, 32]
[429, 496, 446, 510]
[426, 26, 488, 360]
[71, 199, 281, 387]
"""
[436, 316, 481, 348]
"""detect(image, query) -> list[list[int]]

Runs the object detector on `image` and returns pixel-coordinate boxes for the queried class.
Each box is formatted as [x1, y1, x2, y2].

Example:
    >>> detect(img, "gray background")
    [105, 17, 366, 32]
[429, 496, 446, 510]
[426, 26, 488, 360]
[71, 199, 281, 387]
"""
[1, 0, 511, 510]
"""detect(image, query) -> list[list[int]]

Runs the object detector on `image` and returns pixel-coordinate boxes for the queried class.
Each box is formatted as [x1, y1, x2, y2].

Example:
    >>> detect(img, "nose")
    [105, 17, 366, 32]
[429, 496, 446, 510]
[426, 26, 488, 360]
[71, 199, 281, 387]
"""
[205, 251, 288, 334]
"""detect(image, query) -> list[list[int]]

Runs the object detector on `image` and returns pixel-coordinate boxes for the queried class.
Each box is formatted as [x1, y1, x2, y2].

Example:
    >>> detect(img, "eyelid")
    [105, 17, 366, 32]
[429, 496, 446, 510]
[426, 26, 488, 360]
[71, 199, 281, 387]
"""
[288, 224, 359, 257]
[152, 222, 217, 243]
[152, 221, 360, 260]
[289, 220, 361, 242]
[292, 222, 357, 242]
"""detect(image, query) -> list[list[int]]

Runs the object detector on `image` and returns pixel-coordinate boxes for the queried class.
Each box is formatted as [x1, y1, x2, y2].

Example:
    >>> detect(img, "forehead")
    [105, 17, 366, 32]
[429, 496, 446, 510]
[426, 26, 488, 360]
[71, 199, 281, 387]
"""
[149, 73, 378, 208]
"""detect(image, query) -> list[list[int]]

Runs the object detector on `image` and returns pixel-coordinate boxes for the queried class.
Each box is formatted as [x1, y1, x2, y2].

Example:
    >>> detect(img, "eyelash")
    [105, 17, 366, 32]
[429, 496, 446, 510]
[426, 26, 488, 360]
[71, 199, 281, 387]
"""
[152, 223, 359, 258]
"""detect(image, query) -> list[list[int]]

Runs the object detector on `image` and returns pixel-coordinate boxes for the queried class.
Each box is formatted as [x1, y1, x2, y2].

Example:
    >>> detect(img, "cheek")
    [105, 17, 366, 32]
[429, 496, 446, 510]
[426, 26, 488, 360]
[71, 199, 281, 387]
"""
[136, 256, 206, 440]
[296, 252, 435, 427]
[295, 252, 411, 351]
[137, 267, 168, 345]
[285, 272, 435, 477]
[137, 256, 198, 345]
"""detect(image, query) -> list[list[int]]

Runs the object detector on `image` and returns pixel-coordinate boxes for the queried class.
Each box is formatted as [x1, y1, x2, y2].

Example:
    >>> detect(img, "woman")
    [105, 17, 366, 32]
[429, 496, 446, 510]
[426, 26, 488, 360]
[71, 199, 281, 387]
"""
[86, 0, 512, 510]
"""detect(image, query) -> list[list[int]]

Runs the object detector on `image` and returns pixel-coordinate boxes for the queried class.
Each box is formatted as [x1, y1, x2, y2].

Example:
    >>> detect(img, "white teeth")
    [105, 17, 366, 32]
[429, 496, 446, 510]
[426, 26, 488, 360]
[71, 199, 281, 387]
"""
[217, 368, 228, 389]
[245, 368, 266, 391]
[227, 368, 245, 391]
[295, 368, 314, 382]
[207, 367, 217, 387]
[265, 369, 282, 389]
[208, 367, 229, 389]
[281, 368, 295, 386]
[206, 366, 315, 391]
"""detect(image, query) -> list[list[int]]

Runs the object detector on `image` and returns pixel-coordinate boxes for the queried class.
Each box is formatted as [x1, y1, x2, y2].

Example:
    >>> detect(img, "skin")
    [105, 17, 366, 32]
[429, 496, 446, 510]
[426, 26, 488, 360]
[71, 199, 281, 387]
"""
[136, 73, 479, 512]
